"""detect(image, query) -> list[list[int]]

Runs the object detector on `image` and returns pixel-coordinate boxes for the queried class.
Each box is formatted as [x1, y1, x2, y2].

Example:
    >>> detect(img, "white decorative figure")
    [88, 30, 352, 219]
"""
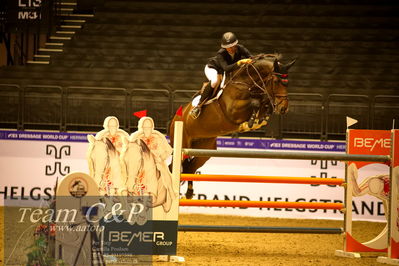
[121, 116, 177, 213]
[87, 116, 129, 195]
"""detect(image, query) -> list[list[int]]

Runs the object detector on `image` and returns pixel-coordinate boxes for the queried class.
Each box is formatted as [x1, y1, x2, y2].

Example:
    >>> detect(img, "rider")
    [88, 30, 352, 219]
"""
[190, 32, 253, 119]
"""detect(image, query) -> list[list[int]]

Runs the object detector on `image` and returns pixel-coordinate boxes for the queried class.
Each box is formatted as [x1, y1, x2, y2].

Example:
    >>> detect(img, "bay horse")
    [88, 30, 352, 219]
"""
[168, 54, 295, 198]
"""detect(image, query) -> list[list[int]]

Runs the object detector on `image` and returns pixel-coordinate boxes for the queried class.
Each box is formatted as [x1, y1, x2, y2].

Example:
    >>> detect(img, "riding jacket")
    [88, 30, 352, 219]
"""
[207, 44, 252, 74]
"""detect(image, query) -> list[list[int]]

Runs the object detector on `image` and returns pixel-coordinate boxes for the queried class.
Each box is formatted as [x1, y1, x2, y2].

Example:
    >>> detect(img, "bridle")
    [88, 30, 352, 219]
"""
[226, 55, 289, 113]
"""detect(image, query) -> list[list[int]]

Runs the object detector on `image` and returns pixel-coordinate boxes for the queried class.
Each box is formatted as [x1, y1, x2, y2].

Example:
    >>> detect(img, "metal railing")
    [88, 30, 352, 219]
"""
[0, 83, 397, 139]
[64, 86, 128, 131]
[325, 94, 371, 139]
[281, 93, 324, 138]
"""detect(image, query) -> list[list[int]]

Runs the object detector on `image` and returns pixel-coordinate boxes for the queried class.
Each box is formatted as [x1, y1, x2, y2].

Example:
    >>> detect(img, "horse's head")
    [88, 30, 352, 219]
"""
[122, 138, 142, 177]
[243, 54, 295, 115]
[122, 137, 155, 191]
[272, 58, 295, 114]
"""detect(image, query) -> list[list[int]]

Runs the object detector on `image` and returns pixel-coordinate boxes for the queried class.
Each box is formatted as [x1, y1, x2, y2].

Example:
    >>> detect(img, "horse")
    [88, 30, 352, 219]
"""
[121, 137, 174, 212]
[168, 54, 295, 198]
[87, 135, 124, 195]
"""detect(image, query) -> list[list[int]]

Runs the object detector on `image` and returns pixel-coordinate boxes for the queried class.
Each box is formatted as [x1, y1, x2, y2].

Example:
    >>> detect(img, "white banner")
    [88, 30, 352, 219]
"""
[0, 139, 89, 204]
[0, 131, 387, 221]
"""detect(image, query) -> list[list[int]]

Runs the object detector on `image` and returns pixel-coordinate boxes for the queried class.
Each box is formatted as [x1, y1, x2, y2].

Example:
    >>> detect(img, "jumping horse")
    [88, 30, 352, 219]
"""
[168, 54, 296, 198]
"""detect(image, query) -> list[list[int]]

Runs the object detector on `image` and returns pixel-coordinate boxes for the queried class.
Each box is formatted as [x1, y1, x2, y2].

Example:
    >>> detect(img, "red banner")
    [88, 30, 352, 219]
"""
[348, 130, 391, 168]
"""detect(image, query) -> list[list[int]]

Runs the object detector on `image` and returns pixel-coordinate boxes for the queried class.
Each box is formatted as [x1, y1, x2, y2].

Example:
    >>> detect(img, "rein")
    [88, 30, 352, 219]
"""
[246, 63, 275, 107]
[224, 55, 288, 113]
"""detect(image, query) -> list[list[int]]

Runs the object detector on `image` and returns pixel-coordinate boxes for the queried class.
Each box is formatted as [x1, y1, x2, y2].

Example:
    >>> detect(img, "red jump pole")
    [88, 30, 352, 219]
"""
[181, 173, 344, 186]
[180, 199, 344, 210]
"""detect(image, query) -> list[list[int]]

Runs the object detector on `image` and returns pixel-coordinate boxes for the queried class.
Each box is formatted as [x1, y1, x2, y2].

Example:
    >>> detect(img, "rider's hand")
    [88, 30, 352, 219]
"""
[237, 58, 252, 66]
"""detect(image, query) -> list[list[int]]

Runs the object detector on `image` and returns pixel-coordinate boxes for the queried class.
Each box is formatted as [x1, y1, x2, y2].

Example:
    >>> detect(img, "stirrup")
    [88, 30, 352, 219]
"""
[190, 106, 201, 119]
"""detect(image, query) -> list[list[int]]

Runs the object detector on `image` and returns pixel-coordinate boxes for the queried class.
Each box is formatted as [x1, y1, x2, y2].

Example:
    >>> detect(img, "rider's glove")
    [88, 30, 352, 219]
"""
[237, 58, 252, 66]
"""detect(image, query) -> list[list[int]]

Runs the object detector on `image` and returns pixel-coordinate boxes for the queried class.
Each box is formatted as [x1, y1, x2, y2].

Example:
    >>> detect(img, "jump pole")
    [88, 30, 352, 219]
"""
[182, 148, 390, 163]
[178, 225, 343, 234]
[181, 173, 344, 186]
[180, 199, 344, 210]
[172, 121, 183, 196]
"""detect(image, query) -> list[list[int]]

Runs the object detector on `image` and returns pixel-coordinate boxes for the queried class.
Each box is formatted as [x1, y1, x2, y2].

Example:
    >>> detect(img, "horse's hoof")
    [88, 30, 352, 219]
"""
[185, 188, 194, 199]
[248, 118, 254, 128]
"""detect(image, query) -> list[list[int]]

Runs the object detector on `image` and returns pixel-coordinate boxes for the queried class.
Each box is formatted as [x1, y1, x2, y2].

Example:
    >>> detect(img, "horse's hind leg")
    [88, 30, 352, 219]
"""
[182, 138, 216, 199]
[182, 158, 195, 199]
[182, 157, 210, 199]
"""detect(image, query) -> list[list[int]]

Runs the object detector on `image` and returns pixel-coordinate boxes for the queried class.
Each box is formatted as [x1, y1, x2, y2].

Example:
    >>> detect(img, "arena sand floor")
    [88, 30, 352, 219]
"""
[0, 208, 386, 266]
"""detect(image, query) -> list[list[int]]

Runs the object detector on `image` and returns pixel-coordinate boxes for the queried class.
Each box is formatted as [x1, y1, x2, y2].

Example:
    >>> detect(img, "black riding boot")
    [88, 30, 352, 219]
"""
[190, 82, 213, 119]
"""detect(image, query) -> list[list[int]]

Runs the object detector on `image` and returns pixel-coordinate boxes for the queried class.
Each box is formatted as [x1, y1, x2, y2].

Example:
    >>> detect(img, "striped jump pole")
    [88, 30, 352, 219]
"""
[180, 199, 344, 210]
[182, 148, 391, 163]
[178, 225, 343, 234]
[181, 173, 345, 186]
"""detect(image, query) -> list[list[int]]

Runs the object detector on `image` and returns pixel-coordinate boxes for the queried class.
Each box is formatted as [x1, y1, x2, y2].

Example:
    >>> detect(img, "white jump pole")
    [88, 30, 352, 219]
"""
[163, 120, 185, 263]
[378, 129, 399, 265]
[172, 121, 183, 185]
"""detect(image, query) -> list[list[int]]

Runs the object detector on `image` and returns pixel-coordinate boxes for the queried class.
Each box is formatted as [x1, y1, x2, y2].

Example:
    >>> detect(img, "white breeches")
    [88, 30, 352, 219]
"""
[205, 65, 223, 88]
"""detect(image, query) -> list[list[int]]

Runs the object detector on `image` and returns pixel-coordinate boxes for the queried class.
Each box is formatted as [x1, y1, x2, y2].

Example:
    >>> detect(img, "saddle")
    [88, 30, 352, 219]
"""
[191, 82, 217, 99]
[191, 82, 223, 107]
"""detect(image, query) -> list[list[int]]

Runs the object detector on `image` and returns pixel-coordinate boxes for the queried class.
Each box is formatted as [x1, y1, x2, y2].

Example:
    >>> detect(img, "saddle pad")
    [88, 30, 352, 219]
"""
[191, 89, 223, 107]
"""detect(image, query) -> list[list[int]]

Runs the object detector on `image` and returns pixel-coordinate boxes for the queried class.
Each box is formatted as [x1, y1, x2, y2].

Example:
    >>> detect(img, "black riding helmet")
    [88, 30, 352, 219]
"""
[221, 32, 238, 48]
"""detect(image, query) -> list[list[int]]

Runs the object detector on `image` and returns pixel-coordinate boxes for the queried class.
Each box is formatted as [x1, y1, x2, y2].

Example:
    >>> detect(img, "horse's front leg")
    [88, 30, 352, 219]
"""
[257, 101, 273, 125]
[248, 98, 261, 128]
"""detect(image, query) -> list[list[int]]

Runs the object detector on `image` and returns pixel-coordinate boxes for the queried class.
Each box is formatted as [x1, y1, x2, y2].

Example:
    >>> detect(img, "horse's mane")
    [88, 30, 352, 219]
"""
[138, 139, 151, 156]
[104, 137, 116, 153]
[252, 53, 281, 61]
